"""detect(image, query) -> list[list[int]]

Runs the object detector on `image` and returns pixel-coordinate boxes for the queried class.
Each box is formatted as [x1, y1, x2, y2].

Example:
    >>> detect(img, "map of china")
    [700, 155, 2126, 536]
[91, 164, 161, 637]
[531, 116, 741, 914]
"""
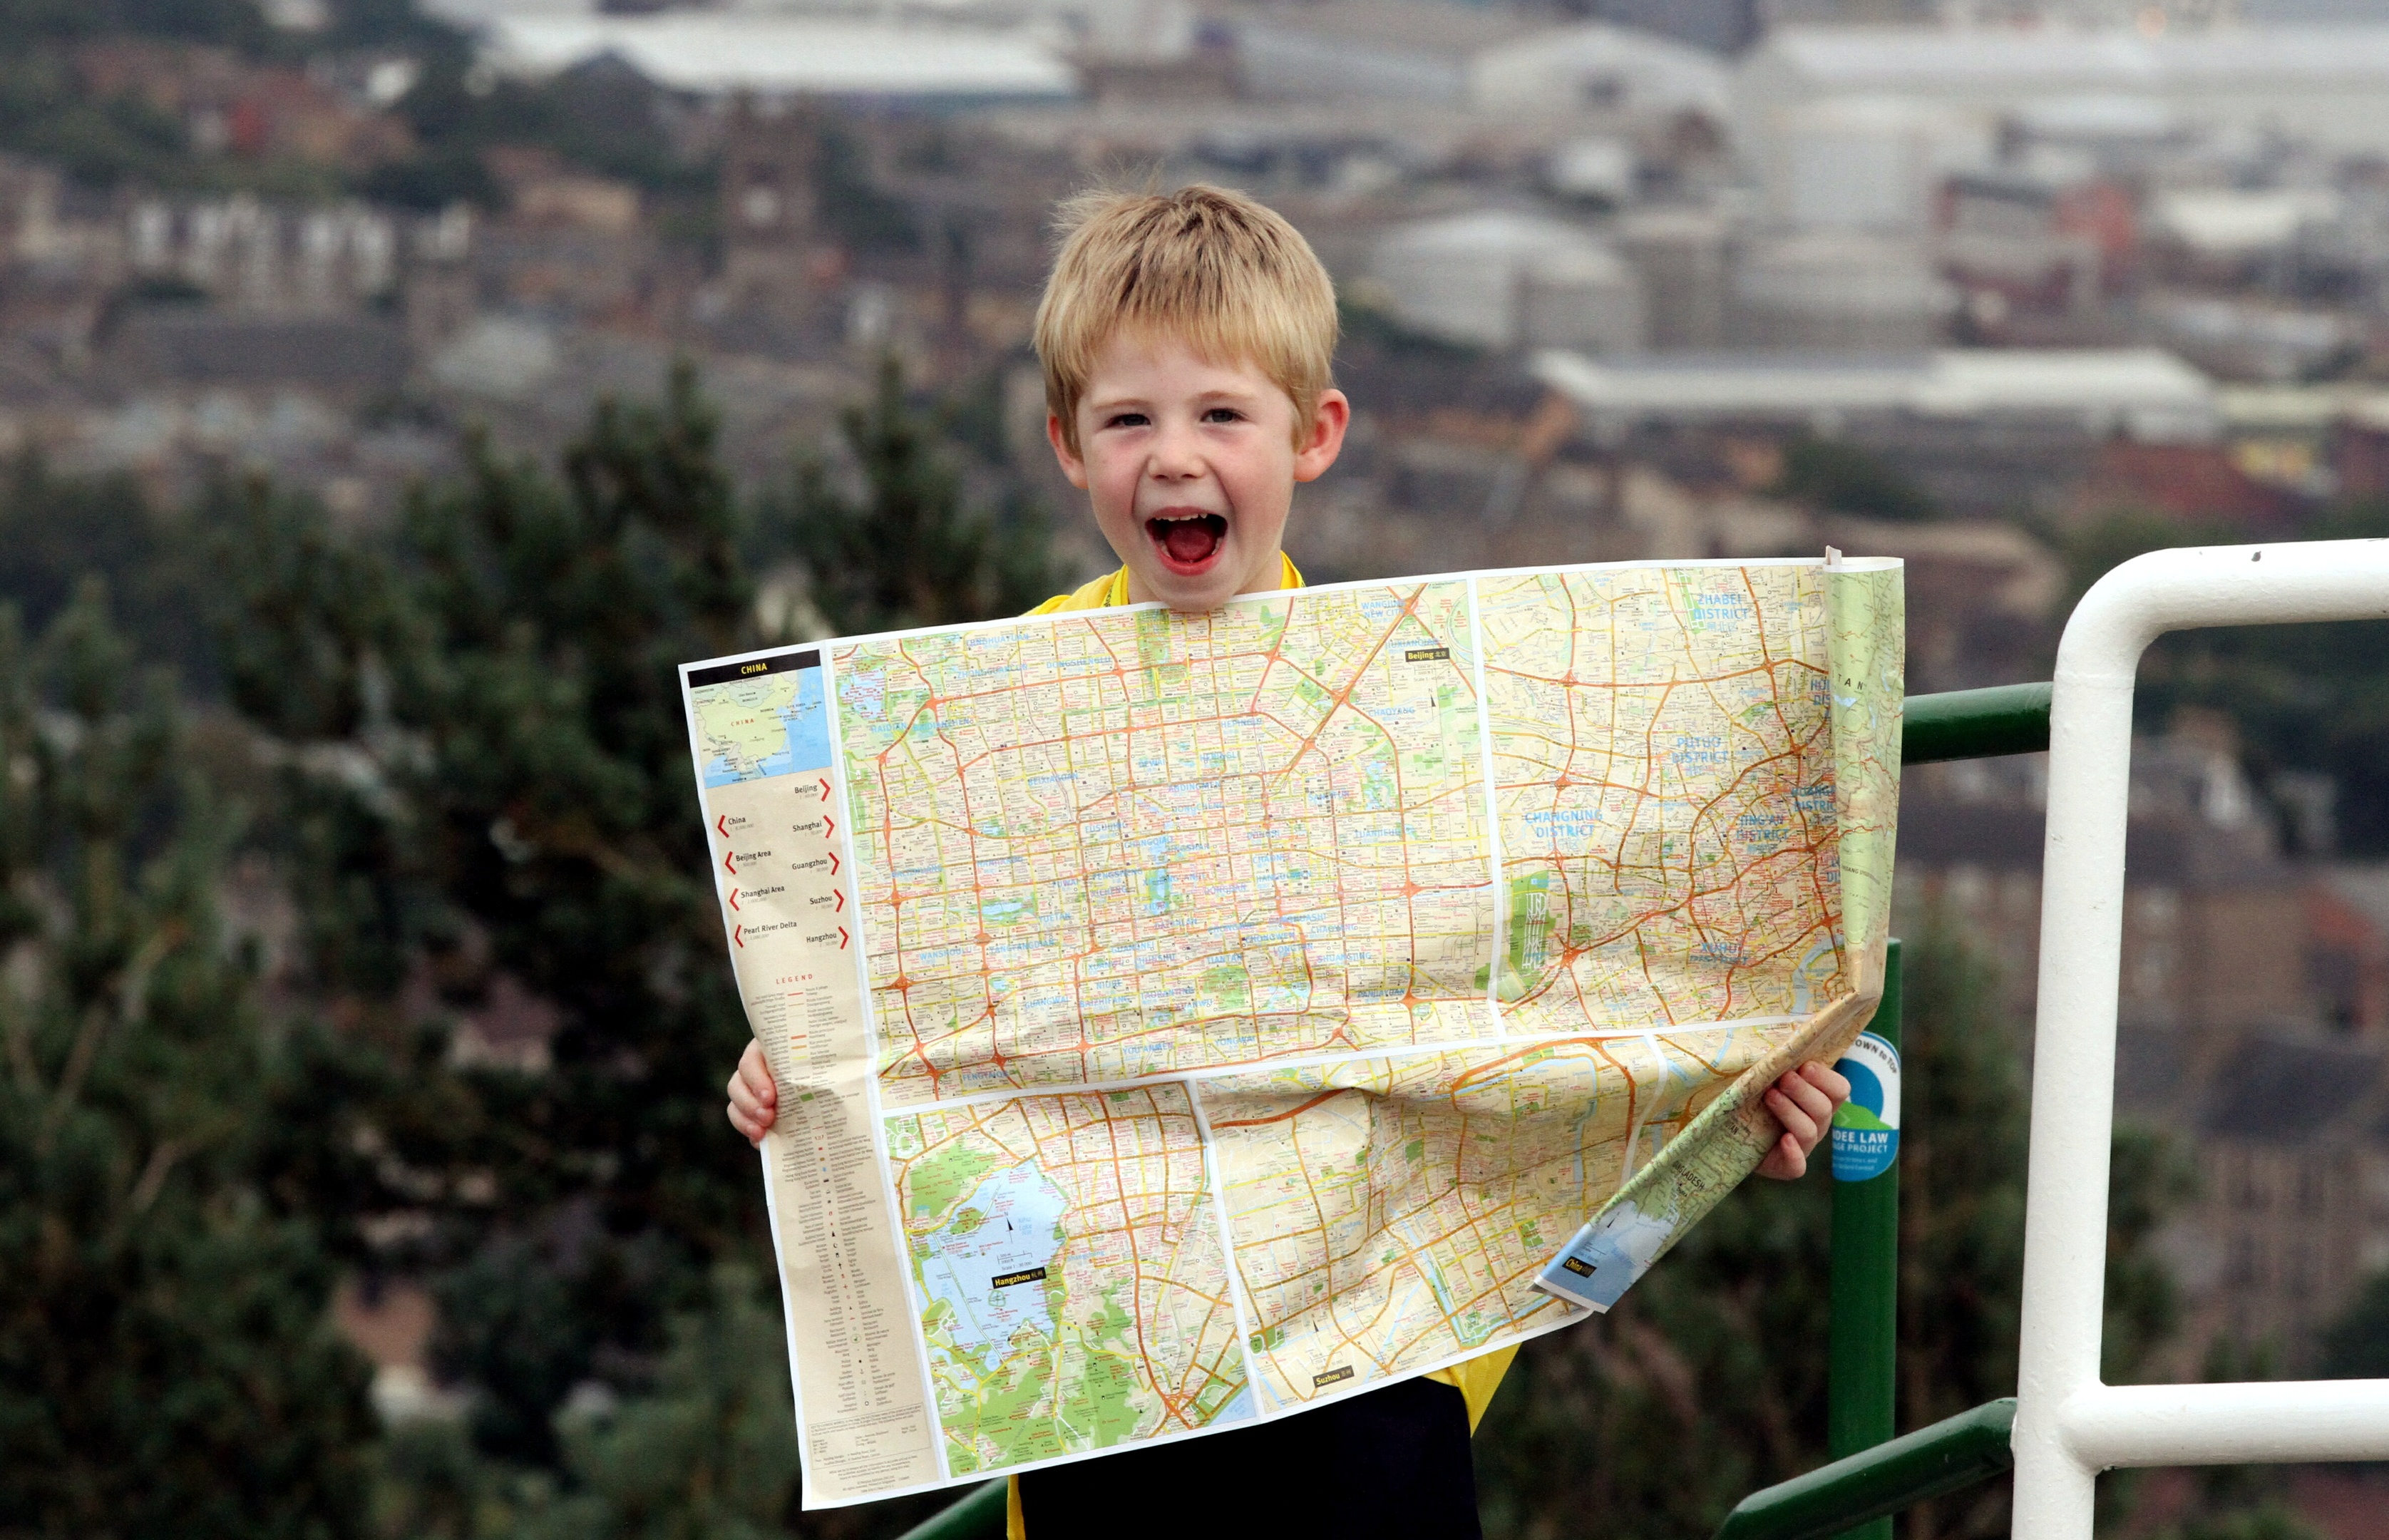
[684, 558, 1901, 1505]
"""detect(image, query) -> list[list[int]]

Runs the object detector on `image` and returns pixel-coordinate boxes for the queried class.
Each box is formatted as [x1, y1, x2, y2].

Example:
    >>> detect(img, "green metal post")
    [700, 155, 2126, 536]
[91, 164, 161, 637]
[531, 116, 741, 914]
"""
[1713, 1398, 2015, 1540]
[893, 1477, 1007, 1540]
[1899, 682, 2052, 765]
[1827, 938, 1901, 1538]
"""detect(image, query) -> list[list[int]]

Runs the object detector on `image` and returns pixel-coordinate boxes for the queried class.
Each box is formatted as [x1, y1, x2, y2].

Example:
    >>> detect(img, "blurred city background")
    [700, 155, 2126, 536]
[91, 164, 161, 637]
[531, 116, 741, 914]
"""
[5, 0, 2389, 1536]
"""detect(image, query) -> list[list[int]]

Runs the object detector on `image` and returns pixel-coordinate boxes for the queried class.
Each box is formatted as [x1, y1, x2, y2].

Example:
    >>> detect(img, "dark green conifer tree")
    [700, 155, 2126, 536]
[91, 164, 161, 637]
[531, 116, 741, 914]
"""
[217, 367, 765, 1470]
[2057, 503, 2389, 858]
[0, 585, 379, 1539]
[781, 354, 1064, 635]
[2321, 1267, 2389, 1380]
[211, 364, 1044, 1536]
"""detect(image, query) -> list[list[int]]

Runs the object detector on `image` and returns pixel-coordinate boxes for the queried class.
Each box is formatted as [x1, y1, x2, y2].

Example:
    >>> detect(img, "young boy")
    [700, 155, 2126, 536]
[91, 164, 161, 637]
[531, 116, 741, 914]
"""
[724, 184, 1850, 1539]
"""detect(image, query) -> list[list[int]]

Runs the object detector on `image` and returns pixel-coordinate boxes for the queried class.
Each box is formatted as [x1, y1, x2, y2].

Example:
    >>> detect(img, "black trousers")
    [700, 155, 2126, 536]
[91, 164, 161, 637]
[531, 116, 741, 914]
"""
[1015, 1376, 1483, 1540]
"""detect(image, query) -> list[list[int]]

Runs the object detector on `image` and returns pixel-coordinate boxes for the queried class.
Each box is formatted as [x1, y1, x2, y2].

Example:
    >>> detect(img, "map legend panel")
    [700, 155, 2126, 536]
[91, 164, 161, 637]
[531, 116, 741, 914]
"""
[688, 651, 940, 1504]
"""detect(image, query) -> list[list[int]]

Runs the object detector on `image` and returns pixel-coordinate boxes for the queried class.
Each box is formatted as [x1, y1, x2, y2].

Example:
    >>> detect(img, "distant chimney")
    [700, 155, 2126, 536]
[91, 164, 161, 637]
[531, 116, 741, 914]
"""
[719, 96, 826, 318]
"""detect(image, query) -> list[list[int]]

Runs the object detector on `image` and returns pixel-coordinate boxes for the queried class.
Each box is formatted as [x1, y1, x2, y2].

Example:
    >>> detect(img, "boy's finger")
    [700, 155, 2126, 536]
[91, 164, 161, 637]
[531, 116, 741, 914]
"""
[738, 1041, 779, 1104]
[726, 1049, 777, 1145]
[1758, 1131, 1807, 1181]
[1765, 1085, 1819, 1148]
[1773, 1071, 1830, 1121]
[1776, 1070, 1838, 1134]
[1797, 1060, 1851, 1104]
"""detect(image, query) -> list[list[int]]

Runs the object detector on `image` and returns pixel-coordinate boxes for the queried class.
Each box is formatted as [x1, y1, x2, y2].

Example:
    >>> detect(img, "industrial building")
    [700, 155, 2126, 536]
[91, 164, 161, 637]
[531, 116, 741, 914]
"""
[1531, 346, 2219, 438]
[1740, 23, 2389, 161]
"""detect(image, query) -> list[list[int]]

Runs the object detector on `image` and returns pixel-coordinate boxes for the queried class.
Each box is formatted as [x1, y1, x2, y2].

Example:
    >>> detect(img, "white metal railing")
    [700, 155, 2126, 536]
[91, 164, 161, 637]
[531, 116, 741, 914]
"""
[2013, 539, 2389, 1538]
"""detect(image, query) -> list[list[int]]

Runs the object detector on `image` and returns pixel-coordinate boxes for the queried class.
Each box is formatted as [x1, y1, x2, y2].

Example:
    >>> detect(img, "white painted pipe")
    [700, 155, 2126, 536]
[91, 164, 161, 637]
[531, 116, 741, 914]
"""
[2060, 1381, 2389, 1468]
[2012, 540, 2389, 1540]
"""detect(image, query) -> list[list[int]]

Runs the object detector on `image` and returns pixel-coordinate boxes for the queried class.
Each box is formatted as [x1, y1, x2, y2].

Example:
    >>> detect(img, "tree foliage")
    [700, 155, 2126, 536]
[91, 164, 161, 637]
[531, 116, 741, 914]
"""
[2321, 1266, 2389, 1380]
[0, 0, 271, 51]
[382, 55, 707, 209]
[778, 354, 1064, 636]
[212, 366, 766, 1474]
[0, 457, 212, 682]
[1768, 434, 1937, 523]
[0, 56, 198, 190]
[194, 362, 1045, 1536]
[2059, 503, 2389, 856]
[0, 0, 702, 208]
[0, 585, 377, 1539]
[540, 1269, 805, 1540]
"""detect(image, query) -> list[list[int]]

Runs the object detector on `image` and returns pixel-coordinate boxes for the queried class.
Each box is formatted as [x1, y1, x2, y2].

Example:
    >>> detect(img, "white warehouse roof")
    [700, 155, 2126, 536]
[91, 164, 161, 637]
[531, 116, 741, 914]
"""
[1533, 348, 2219, 438]
[1752, 24, 2389, 93]
[1235, 6, 1728, 119]
[2148, 188, 2343, 257]
[1466, 24, 1731, 120]
[1740, 24, 2389, 155]
[481, 14, 1079, 99]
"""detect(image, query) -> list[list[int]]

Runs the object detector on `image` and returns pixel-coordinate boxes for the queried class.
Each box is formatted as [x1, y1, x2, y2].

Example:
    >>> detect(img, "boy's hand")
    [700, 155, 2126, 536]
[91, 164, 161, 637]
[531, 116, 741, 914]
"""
[726, 1040, 779, 1147]
[1755, 1061, 1850, 1181]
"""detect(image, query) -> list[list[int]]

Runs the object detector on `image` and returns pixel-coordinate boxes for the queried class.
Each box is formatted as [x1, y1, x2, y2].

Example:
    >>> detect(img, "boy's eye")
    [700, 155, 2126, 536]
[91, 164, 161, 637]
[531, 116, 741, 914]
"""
[1202, 407, 1244, 424]
[1105, 411, 1149, 429]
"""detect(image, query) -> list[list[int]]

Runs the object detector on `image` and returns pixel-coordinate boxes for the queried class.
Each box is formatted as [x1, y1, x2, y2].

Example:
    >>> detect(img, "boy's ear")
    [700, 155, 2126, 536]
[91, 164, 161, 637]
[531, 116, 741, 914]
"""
[1292, 389, 1352, 484]
[1047, 413, 1090, 490]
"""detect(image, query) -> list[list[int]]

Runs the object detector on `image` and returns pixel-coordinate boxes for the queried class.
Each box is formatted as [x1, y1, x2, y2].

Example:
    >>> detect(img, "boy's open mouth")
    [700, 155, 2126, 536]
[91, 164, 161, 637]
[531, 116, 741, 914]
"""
[1146, 511, 1228, 575]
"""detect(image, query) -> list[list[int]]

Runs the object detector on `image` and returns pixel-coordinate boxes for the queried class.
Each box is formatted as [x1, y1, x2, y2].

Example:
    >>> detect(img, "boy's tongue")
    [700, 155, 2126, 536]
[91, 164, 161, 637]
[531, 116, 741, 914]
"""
[1154, 514, 1224, 569]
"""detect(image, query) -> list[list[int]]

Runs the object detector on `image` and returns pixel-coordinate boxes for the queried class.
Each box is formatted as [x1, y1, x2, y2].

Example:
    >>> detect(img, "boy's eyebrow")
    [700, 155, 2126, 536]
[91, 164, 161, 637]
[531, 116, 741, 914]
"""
[1084, 381, 1268, 411]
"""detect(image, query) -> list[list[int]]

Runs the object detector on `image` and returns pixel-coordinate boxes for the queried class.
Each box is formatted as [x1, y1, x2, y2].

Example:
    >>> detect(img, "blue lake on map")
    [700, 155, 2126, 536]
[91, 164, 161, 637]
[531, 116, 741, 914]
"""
[700, 667, 829, 787]
[917, 1161, 1069, 1360]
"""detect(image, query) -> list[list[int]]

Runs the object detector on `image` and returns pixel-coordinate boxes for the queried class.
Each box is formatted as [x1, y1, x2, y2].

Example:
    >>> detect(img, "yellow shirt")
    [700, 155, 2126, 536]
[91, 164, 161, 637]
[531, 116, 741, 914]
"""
[1005, 558, 1518, 1537]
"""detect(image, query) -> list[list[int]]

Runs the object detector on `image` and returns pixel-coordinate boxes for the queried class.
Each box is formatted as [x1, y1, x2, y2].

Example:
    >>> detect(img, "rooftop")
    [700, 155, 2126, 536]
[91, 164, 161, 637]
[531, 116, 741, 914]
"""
[1232, 0, 1549, 56]
[478, 13, 1078, 99]
[1534, 348, 2217, 436]
[1753, 23, 2389, 90]
[104, 309, 408, 391]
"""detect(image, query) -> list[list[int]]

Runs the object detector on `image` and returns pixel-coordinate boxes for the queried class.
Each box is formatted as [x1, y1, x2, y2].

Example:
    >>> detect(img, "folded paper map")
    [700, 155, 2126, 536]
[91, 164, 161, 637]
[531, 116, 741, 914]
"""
[678, 557, 1902, 1507]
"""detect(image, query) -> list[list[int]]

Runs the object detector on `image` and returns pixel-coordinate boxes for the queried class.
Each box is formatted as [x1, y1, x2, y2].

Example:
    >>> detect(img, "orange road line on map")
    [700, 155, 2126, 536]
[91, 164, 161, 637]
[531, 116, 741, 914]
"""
[1207, 1087, 1350, 1129]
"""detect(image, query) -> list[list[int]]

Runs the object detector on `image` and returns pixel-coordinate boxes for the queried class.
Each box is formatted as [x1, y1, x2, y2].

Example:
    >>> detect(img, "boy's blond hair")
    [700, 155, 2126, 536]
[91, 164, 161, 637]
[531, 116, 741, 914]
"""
[1034, 183, 1338, 453]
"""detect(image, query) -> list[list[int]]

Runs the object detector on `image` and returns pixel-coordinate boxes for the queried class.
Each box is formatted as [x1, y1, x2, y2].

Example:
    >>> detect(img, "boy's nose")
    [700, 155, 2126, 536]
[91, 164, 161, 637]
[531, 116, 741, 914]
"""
[1146, 421, 1205, 478]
